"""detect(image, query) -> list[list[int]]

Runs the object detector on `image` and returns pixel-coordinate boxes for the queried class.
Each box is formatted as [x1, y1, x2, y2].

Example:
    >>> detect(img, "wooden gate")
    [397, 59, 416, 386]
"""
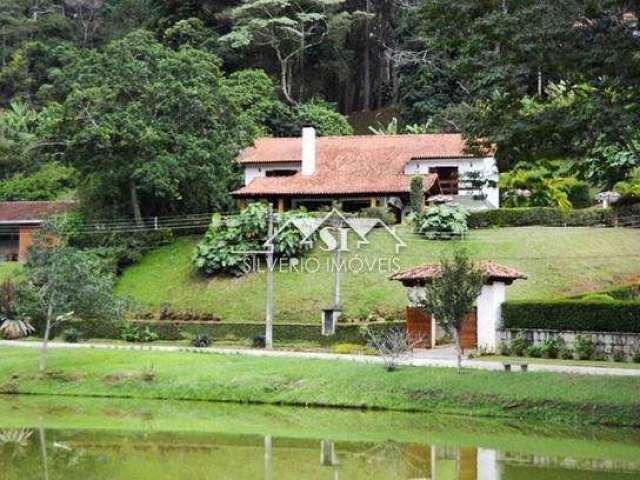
[406, 306, 431, 348]
[459, 308, 478, 351]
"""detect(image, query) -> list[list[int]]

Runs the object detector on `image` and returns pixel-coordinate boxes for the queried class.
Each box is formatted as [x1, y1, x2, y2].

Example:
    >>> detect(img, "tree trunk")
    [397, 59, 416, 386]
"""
[39, 303, 53, 373]
[129, 178, 143, 226]
[362, 0, 372, 111]
[279, 60, 295, 105]
[452, 328, 462, 373]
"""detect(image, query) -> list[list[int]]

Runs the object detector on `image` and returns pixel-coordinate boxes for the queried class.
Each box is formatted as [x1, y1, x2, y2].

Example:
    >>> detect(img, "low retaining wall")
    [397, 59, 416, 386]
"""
[499, 328, 640, 359]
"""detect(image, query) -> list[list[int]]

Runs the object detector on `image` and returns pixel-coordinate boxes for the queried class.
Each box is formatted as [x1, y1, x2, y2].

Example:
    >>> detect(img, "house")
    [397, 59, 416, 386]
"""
[390, 262, 526, 352]
[0, 201, 75, 262]
[231, 128, 499, 218]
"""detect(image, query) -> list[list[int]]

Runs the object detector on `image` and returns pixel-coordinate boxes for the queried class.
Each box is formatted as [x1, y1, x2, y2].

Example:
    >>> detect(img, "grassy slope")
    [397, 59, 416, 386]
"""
[115, 226, 640, 322]
[0, 262, 21, 281]
[1, 347, 639, 426]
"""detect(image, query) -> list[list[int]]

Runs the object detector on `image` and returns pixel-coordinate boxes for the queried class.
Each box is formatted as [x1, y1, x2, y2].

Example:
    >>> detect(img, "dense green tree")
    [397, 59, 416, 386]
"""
[40, 30, 252, 220]
[0, 161, 77, 200]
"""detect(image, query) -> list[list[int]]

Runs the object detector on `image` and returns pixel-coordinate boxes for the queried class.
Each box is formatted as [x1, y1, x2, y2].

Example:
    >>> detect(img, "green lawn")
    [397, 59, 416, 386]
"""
[1, 346, 639, 426]
[115, 226, 640, 322]
[0, 261, 21, 281]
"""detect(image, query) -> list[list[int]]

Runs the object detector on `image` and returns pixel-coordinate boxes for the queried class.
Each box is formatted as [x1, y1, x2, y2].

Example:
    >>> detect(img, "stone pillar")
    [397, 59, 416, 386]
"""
[370, 197, 377, 208]
[238, 199, 247, 210]
[277, 198, 285, 213]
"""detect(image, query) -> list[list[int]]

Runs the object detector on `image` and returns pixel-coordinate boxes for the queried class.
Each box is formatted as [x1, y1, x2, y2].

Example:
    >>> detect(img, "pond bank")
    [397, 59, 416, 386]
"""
[1, 346, 639, 427]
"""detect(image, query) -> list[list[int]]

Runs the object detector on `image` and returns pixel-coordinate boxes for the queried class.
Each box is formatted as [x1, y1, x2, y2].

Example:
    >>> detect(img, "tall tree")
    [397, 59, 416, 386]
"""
[41, 30, 254, 220]
[220, 0, 346, 104]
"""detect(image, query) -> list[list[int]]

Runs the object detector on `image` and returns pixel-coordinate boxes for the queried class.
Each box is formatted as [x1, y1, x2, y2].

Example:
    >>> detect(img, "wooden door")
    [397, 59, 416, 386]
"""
[406, 306, 431, 348]
[459, 308, 478, 351]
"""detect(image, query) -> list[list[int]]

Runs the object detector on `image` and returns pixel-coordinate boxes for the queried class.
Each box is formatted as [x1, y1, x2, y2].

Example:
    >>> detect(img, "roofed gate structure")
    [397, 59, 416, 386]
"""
[391, 262, 526, 352]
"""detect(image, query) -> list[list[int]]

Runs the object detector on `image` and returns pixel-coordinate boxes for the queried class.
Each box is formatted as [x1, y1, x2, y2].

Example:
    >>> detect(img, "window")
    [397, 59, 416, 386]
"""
[429, 166, 459, 194]
[266, 169, 298, 177]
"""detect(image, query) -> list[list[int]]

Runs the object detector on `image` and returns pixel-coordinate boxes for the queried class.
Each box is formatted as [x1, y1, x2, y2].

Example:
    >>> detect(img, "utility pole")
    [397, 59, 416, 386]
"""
[265, 203, 274, 349]
[333, 235, 342, 309]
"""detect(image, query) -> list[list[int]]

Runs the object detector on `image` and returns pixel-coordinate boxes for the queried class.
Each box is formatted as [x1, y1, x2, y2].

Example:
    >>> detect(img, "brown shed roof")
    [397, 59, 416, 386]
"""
[0, 201, 76, 224]
[232, 133, 492, 197]
[390, 262, 527, 285]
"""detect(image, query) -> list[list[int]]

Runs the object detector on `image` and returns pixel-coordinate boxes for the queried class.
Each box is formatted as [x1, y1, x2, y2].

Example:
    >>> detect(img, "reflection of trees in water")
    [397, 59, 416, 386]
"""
[0, 428, 34, 460]
[351, 440, 429, 478]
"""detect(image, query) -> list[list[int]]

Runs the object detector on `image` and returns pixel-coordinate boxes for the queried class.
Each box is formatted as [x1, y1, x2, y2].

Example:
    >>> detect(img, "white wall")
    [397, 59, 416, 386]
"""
[476, 282, 506, 352]
[404, 157, 500, 208]
[244, 162, 301, 185]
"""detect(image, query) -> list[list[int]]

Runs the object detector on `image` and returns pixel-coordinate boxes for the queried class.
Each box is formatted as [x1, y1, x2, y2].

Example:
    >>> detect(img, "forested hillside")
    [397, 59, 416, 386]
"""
[1, 0, 639, 220]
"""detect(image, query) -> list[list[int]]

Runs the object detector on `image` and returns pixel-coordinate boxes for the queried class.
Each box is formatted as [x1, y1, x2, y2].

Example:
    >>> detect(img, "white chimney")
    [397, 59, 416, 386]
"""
[301, 125, 316, 176]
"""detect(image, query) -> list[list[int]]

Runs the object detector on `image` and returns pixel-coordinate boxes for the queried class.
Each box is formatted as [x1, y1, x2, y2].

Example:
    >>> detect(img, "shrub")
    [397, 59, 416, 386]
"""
[193, 203, 313, 276]
[410, 176, 424, 214]
[358, 207, 397, 225]
[574, 335, 594, 360]
[412, 205, 469, 239]
[510, 333, 530, 356]
[190, 333, 213, 348]
[612, 349, 626, 362]
[252, 335, 266, 348]
[497, 342, 511, 356]
[541, 337, 563, 359]
[560, 347, 574, 360]
[633, 350, 640, 363]
[62, 327, 81, 343]
[468, 207, 613, 228]
[502, 300, 640, 333]
[121, 323, 159, 343]
[0, 162, 77, 201]
[579, 293, 616, 302]
[527, 345, 543, 358]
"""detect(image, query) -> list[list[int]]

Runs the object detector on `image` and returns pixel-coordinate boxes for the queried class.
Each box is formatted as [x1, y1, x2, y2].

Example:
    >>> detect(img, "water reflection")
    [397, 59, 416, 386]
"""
[1, 396, 639, 479]
[2, 427, 639, 479]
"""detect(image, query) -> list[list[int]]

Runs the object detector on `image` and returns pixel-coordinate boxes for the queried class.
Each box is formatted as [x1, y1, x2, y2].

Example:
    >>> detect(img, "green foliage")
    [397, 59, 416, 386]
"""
[510, 334, 530, 357]
[21, 242, 125, 332]
[580, 294, 615, 303]
[612, 349, 625, 363]
[121, 323, 159, 343]
[633, 350, 640, 364]
[0, 162, 77, 201]
[560, 347, 574, 360]
[357, 207, 396, 225]
[468, 207, 613, 228]
[502, 301, 640, 333]
[0, 277, 35, 340]
[499, 165, 584, 210]
[614, 168, 640, 204]
[193, 202, 313, 276]
[527, 344, 543, 358]
[574, 335, 594, 361]
[219, 0, 347, 104]
[41, 30, 252, 218]
[0, 101, 40, 179]
[190, 333, 213, 348]
[409, 176, 424, 214]
[293, 99, 353, 136]
[583, 136, 640, 189]
[412, 205, 469, 239]
[420, 251, 484, 367]
[62, 327, 81, 343]
[540, 337, 563, 359]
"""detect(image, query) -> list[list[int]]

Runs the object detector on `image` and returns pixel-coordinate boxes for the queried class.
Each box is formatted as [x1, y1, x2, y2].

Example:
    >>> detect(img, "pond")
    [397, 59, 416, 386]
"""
[0, 395, 639, 479]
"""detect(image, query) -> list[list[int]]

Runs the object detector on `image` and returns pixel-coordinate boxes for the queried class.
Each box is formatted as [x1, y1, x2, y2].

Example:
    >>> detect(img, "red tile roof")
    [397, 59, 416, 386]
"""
[390, 262, 527, 285]
[0, 201, 76, 224]
[233, 134, 491, 197]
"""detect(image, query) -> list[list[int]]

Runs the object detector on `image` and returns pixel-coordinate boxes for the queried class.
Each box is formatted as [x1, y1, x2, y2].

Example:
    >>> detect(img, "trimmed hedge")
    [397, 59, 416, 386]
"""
[468, 207, 614, 228]
[502, 300, 640, 333]
[32, 318, 406, 346]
